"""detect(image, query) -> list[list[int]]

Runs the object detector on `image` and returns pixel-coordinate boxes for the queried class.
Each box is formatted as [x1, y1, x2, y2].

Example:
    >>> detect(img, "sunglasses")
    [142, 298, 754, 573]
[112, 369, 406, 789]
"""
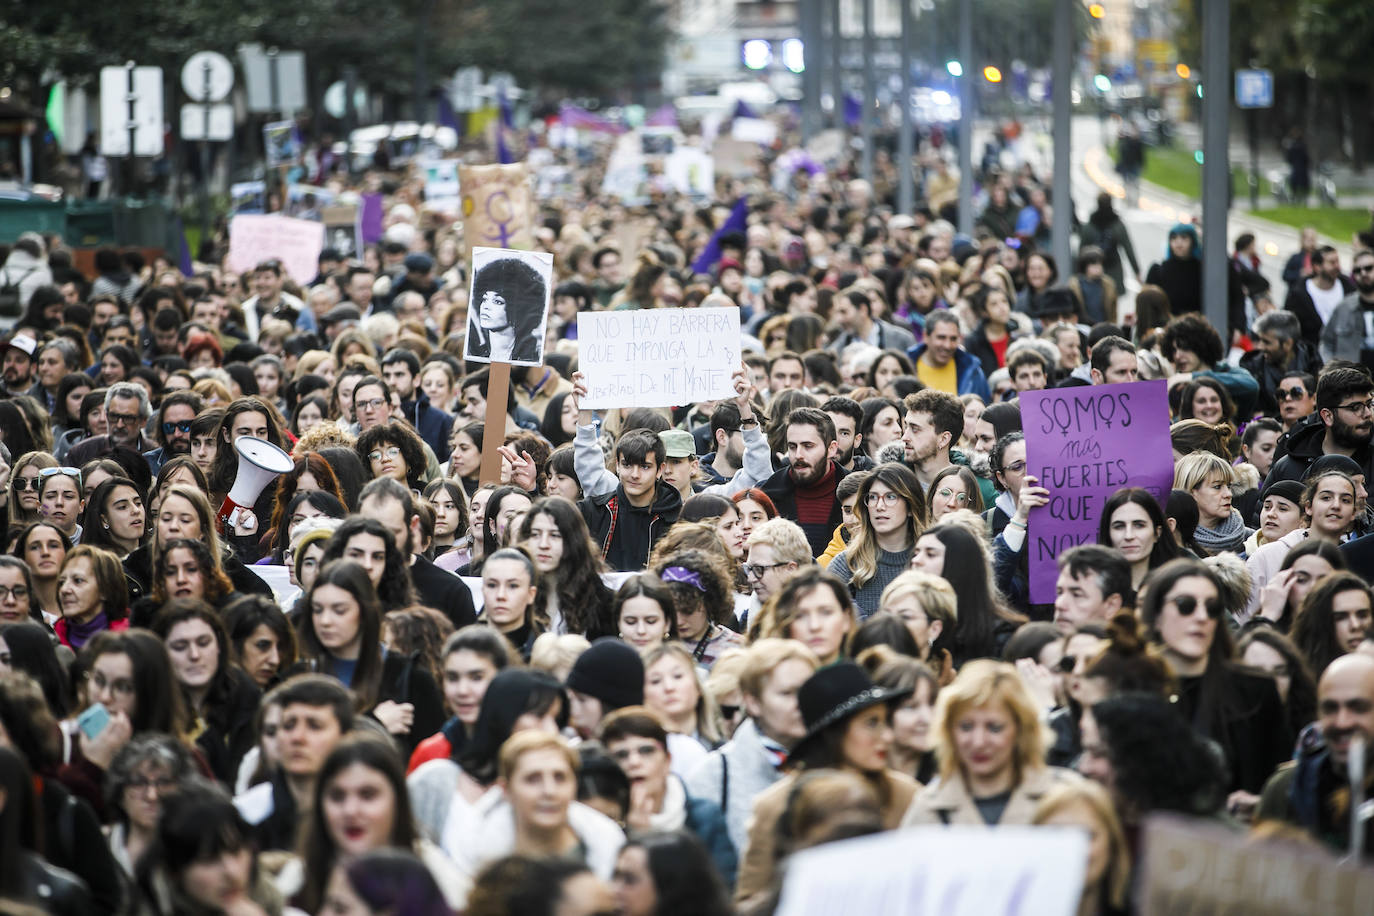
[38, 467, 82, 488]
[162, 419, 194, 435]
[1170, 595, 1223, 620]
[1277, 386, 1308, 401]
[720, 704, 742, 720]
[1057, 655, 1080, 674]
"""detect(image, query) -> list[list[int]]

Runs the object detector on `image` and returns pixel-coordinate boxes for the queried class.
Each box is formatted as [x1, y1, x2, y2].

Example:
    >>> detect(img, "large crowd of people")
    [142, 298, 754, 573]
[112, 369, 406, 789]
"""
[0, 126, 1372, 915]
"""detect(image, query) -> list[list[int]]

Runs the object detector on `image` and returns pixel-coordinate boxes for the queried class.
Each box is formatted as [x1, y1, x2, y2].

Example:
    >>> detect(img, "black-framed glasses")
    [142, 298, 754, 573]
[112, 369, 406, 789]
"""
[1336, 399, 1374, 415]
[1170, 595, 1223, 619]
[744, 561, 788, 580]
[12, 475, 39, 492]
[0, 585, 28, 602]
[720, 704, 742, 720]
[162, 419, 194, 435]
[1277, 386, 1308, 401]
[106, 410, 142, 426]
[356, 397, 387, 412]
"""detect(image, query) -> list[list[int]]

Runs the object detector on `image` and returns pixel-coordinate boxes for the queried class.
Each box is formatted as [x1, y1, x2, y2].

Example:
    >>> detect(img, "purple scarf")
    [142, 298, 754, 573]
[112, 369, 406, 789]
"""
[66, 611, 110, 649]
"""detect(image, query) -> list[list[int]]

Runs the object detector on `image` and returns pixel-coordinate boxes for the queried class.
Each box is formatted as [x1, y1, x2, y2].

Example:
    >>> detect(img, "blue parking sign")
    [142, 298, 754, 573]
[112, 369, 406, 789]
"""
[1235, 69, 1273, 109]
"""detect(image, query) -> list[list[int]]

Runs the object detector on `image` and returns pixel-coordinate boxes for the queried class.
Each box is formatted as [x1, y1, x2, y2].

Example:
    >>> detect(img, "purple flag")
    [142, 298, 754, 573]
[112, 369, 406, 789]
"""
[646, 104, 677, 127]
[560, 104, 624, 135]
[690, 197, 749, 275]
[843, 93, 862, 127]
[437, 95, 460, 133]
[360, 192, 385, 244]
[174, 216, 194, 276]
[497, 90, 514, 164]
[1021, 380, 1175, 604]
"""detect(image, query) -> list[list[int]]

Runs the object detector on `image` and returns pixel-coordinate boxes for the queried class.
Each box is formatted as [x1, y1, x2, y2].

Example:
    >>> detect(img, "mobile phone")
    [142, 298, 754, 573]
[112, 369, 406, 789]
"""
[77, 703, 110, 740]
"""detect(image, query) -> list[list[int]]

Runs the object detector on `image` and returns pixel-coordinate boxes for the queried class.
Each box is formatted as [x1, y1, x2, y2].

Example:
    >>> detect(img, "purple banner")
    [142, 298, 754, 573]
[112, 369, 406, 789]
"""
[359, 192, 385, 244]
[1021, 380, 1175, 604]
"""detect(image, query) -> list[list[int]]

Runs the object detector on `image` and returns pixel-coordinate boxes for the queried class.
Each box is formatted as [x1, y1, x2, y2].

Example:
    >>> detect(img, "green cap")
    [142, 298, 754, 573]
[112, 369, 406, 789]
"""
[659, 429, 697, 459]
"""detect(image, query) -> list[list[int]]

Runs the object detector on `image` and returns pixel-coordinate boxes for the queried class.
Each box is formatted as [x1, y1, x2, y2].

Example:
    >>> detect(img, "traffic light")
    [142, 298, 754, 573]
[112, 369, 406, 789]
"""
[1088, 3, 1105, 18]
[983, 66, 1002, 83]
[946, 60, 964, 77]
[1093, 74, 1112, 93]
[742, 39, 771, 70]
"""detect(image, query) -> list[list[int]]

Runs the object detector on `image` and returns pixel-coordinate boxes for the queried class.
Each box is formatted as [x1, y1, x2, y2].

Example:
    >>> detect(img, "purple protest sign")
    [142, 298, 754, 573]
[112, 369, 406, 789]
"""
[359, 192, 385, 244]
[1021, 380, 1175, 604]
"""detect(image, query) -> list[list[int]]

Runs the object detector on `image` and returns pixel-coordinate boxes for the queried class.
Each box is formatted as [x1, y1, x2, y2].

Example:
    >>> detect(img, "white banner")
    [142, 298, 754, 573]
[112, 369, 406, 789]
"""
[577, 307, 740, 409]
[227, 214, 325, 285]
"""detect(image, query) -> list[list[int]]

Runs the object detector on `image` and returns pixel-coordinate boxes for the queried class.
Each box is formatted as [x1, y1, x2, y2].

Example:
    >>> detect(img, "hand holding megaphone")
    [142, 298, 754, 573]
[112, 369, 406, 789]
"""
[217, 436, 295, 534]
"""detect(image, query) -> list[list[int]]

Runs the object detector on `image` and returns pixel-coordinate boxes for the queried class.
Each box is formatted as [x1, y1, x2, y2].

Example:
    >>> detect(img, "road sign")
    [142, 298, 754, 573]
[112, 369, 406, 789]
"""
[238, 44, 307, 114]
[1235, 68, 1273, 109]
[99, 65, 165, 157]
[181, 104, 233, 141]
[181, 51, 235, 103]
[324, 80, 368, 119]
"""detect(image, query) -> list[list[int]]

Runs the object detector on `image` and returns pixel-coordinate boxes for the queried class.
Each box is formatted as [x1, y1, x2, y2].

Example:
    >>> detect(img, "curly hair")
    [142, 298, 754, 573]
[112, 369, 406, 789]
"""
[267, 453, 347, 554]
[1090, 691, 1228, 817]
[1160, 313, 1223, 368]
[152, 538, 233, 606]
[1176, 377, 1236, 425]
[648, 521, 741, 594]
[356, 421, 427, 490]
[650, 547, 736, 629]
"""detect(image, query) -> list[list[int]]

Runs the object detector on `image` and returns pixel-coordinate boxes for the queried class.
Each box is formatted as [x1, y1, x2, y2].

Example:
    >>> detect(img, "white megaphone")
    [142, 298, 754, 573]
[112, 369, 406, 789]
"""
[217, 436, 296, 533]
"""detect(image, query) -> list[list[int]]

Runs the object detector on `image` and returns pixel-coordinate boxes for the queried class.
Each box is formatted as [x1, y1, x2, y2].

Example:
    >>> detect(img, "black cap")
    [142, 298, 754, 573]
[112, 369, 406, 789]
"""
[565, 638, 644, 711]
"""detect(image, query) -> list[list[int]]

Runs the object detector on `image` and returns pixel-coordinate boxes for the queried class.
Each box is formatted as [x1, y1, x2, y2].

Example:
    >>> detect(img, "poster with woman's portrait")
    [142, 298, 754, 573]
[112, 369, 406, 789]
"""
[463, 247, 553, 367]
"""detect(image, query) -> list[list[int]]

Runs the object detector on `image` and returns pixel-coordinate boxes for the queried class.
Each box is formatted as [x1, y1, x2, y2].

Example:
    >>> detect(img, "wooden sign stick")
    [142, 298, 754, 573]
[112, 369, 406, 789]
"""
[478, 361, 512, 485]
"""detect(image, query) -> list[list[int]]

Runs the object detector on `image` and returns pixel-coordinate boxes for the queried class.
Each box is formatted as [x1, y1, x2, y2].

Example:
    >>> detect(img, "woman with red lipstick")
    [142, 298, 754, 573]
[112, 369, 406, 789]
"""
[827, 464, 926, 619]
[80, 476, 148, 559]
[735, 661, 918, 902]
[903, 659, 1079, 827]
[297, 734, 467, 913]
[1141, 559, 1291, 804]
[151, 598, 261, 783]
[516, 497, 614, 639]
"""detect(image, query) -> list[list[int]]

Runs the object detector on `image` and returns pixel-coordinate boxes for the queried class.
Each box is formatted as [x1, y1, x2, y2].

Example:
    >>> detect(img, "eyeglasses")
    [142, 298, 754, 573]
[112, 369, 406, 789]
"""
[1277, 386, 1308, 401]
[38, 467, 81, 488]
[0, 585, 29, 602]
[936, 487, 969, 504]
[106, 410, 142, 426]
[744, 561, 789, 580]
[368, 446, 402, 463]
[12, 475, 39, 492]
[999, 460, 1027, 475]
[356, 397, 387, 412]
[1169, 594, 1223, 619]
[865, 491, 903, 506]
[1336, 399, 1374, 415]
[162, 419, 194, 435]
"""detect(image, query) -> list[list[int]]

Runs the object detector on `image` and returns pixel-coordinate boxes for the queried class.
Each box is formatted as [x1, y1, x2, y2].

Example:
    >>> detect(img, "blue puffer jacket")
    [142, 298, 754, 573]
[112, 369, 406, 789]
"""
[904, 343, 992, 400]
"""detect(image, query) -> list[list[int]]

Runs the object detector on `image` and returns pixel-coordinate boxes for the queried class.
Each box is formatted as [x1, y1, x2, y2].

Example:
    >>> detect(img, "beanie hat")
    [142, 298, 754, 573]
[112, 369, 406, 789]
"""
[1306, 454, 1363, 482]
[565, 638, 644, 711]
[1258, 478, 1304, 508]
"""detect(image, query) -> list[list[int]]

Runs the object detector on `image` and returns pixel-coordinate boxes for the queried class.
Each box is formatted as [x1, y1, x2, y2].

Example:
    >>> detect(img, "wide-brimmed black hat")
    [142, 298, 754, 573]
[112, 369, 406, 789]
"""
[786, 661, 911, 765]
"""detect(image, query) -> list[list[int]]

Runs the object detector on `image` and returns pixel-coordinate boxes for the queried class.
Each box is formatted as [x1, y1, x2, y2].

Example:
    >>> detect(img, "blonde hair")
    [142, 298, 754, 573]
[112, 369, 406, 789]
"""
[743, 517, 812, 567]
[1032, 781, 1131, 910]
[529, 632, 590, 681]
[294, 350, 335, 381]
[704, 647, 749, 705]
[642, 642, 723, 746]
[879, 571, 958, 626]
[738, 637, 819, 699]
[497, 730, 579, 784]
[1173, 450, 1235, 492]
[934, 659, 1049, 785]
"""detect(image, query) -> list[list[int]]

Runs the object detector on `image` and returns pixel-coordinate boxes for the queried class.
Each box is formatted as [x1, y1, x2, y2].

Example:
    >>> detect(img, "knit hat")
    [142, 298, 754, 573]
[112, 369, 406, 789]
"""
[1258, 478, 1304, 508]
[565, 638, 644, 711]
[1306, 454, 1363, 483]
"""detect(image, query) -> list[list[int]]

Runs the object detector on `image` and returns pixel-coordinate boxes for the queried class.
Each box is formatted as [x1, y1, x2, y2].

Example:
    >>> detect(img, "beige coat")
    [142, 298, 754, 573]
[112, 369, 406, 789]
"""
[736, 768, 920, 902]
[901, 765, 1081, 827]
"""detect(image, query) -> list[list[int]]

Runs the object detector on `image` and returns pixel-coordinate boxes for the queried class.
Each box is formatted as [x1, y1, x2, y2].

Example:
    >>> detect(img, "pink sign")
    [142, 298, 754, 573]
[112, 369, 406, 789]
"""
[227, 214, 325, 286]
[1021, 380, 1175, 604]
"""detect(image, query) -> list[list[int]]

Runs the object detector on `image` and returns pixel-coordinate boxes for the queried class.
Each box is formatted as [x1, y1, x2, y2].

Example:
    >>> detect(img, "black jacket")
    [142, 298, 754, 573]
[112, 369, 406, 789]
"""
[759, 460, 849, 557]
[1176, 666, 1292, 794]
[402, 391, 455, 463]
[409, 555, 478, 629]
[1238, 343, 1324, 417]
[579, 481, 682, 572]
[1269, 412, 1374, 485]
[963, 318, 1024, 377]
[40, 778, 124, 916]
[378, 649, 446, 757]
[1284, 275, 1355, 346]
[13, 852, 90, 916]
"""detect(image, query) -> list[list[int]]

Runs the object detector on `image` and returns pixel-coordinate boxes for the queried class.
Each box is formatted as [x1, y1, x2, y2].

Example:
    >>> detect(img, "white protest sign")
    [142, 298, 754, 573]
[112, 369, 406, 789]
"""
[227, 214, 325, 285]
[775, 826, 1087, 916]
[421, 158, 460, 199]
[577, 308, 740, 409]
[665, 147, 714, 198]
[732, 116, 778, 145]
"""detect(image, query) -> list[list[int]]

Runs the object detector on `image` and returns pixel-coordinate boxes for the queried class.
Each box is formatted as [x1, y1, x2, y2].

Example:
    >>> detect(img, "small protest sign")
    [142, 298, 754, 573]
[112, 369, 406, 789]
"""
[459, 162, 534, 264]
[1021, 380, 1174, 604]
[463, 247, 553, 367]
[1139, 814, 1374, 914]
[263, 120, 299, 168]
[359, 192, 385, 244]
[712, 138, 761, 177]
[576, 308, 740, 409]
[321, 204, 361, 260]
[229, 181, 266, 215]
[775, 826, 1086, 916]
[227, 214, 324, 285]
[731, 116, 778, 145]
[665, 147, 715, 198]
[421, 158, 460, 199]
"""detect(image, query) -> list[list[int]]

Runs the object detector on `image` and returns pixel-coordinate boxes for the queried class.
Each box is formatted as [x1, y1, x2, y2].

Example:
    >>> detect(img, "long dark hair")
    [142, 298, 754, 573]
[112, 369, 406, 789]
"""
[320, 516, 415, 611]
[457, 668, 566, 785]
[1236, 627, 1317, 740]
[299, 560, 386, 710]
[921, 523, 1026, 662]
[299, 734, 418, 913]
[1272, 539, 1347, 631]
[80, 476, 148, 554]
[271, 490, 347, 562]
[611, 574, 680, 640]
[153, 537, 233, 606]
[83, 629, 189, 737]
[541, 392, 575, 447]
[0, 622, 70, 716]
[207, 396, 283, 498]
[626, 831, 734, 916]
[150, 598, 236, 711]
[1099, 487, 1181, 571]
[482, 485, 533, 559]
[1291, 572, 1371, 676]
[267, 453, 346, 553]
[516, 497, 613, 638]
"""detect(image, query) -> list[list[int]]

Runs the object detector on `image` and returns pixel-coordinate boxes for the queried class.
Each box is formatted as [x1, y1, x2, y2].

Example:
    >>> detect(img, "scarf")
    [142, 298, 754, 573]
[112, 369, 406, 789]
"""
[646, 775, 688, 832]
[1193, 509, 1249, 555]
[66, 610, 110, 649]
